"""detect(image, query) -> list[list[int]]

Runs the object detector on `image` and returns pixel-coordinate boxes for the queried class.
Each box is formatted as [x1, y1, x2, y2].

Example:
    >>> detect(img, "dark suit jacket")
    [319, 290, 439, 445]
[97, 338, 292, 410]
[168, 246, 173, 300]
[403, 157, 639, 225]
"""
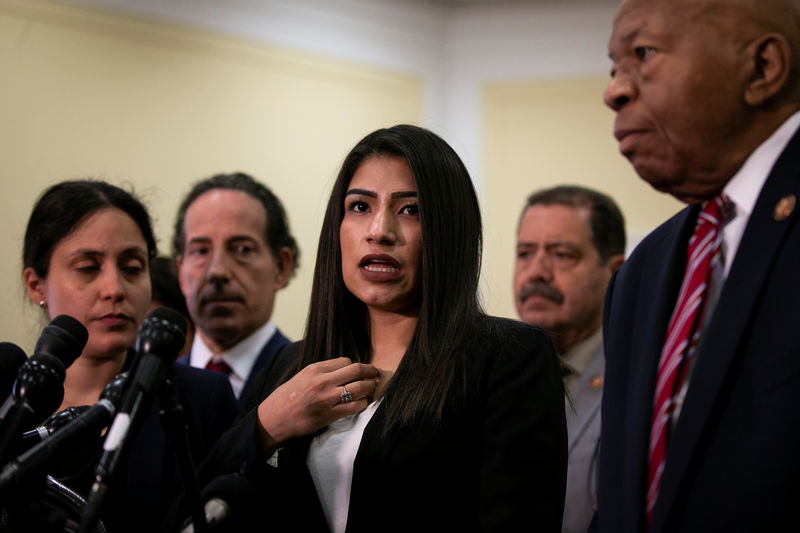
[63, 364, 238, 533]
[197, 316, 567, 532]
[595, 130, 800, 533]
[176, 327, 290, 405]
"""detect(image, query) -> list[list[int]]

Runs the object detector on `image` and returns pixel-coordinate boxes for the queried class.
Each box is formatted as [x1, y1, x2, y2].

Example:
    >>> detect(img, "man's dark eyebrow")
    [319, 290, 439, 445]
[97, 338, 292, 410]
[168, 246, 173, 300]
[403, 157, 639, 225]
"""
[609, 23, 645, 60]
[620, 25, 642, 44]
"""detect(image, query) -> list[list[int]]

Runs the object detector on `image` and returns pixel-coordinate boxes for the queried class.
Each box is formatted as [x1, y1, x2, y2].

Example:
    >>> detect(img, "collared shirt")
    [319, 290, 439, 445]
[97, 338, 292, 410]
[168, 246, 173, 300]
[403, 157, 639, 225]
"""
[673, 111, 800, 424]
[721, 110, 800, 278]
[561, 328, 603, 394]
[188, 320, 277, 398]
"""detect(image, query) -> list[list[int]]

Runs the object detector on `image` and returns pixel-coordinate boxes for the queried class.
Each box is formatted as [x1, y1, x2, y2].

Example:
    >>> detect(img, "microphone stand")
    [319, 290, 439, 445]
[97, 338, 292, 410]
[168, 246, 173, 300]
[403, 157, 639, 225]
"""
[157, 378, 209, 533]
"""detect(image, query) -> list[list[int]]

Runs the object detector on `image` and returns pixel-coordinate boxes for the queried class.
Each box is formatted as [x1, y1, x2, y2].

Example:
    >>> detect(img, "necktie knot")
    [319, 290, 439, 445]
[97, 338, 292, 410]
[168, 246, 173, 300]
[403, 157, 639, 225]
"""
[693, 194, 733, 236]
[699, 193, 735, 225]
[206, 358, 233, 375]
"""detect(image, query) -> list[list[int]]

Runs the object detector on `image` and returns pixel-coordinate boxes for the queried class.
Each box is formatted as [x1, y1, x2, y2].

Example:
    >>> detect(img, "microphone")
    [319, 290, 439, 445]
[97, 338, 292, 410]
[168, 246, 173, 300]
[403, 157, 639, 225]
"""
[80, 307, 187, 533]
[0, 342, 28, 401]
[16, 405, 91, 453]
[0, 372, 128, 496]
[0, 315, 88, 464]
[179, 474, 258, 533]
[32, 314, 90, 371]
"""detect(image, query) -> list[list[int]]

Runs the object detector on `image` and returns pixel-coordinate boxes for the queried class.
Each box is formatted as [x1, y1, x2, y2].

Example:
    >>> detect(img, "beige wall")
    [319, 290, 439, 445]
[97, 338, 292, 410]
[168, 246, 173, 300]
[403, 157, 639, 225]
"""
[481, 78, 683, 321]
[0, 0, 682, 353]
[0, 0, 423, 351]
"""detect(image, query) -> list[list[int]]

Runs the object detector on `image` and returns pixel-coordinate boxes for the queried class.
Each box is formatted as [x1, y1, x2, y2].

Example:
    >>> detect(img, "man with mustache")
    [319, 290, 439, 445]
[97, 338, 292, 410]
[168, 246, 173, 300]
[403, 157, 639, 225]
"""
[596, 0, 800, 531]
[513, 185, 625, 533]
[173, 172, 298, 404]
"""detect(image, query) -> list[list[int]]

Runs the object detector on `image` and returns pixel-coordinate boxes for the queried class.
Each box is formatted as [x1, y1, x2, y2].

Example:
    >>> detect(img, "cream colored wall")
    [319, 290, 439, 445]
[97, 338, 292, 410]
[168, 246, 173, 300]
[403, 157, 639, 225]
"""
[481, 78, 683, 321]
[0, 0, 423, 352]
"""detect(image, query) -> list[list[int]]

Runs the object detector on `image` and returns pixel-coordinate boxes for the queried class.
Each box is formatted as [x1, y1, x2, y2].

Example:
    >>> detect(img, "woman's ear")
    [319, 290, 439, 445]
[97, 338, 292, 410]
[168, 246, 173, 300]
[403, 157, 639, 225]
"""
[744, 32, 792, 106]
[23, 267, 46, 306]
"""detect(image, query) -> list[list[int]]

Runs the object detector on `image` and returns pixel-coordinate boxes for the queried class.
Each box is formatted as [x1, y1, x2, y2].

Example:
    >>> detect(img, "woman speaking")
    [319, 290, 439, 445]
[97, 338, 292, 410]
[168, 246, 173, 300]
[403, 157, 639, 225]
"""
[197, 124, 567, 532]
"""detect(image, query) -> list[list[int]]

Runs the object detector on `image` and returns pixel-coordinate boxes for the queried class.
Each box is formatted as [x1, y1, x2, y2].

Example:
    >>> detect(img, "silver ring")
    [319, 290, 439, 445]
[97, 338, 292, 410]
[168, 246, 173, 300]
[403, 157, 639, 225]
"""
[340, 386, 353, 404]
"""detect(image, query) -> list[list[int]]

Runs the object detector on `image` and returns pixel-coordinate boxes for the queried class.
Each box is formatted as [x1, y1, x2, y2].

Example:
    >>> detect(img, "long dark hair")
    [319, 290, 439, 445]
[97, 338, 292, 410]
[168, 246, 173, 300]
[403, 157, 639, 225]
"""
[294, 124, 484, 432]
[24, 179, 157, 278]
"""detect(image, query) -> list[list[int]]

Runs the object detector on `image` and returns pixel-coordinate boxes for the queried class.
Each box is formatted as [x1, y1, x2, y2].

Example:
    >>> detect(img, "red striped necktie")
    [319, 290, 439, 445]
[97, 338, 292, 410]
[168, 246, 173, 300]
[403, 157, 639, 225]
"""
[206, 358, 233, 376]
[646, 194, 732, 526]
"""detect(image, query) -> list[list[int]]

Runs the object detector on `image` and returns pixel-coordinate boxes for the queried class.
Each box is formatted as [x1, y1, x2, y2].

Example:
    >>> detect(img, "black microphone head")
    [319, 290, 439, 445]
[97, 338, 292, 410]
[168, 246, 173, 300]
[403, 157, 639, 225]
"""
[43, 405, 92, 435]
[0, 342, 28, 399]
[135, 307, 187, 363]
[11, 353, 66, 421]
[33, 315, 88, 369]
[202, 473, 258, 528]
[99, 371, 128, 405]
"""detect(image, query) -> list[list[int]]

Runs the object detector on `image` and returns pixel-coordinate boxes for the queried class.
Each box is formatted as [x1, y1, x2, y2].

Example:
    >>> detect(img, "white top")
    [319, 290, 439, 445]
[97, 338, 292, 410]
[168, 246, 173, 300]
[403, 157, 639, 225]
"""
[307, 399, 383, 533]
[188, 319, 277, 398]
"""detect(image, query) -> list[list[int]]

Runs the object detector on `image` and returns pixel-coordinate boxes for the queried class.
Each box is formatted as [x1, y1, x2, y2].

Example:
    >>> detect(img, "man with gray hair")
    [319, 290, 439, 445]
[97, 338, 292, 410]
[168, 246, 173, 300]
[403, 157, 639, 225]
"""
[173, 172, 299, 404]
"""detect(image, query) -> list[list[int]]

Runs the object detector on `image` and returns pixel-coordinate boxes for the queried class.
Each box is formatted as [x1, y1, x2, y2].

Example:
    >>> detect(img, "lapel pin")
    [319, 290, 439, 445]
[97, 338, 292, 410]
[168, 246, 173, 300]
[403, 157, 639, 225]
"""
[774, 194, 796, 222]
[590, 376, 604, 390]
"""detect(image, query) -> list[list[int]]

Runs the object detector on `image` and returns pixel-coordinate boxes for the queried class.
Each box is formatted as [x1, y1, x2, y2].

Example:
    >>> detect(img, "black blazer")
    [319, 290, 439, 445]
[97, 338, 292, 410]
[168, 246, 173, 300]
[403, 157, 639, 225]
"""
[197, 316, 567, 532]
[594, 129, 800, 532]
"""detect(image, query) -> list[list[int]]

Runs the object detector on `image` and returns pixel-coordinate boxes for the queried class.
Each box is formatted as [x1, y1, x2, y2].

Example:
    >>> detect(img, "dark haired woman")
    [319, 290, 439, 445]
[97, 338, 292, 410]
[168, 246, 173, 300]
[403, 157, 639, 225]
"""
[197, 125, 567, 532]
[21, 179, 238, 532]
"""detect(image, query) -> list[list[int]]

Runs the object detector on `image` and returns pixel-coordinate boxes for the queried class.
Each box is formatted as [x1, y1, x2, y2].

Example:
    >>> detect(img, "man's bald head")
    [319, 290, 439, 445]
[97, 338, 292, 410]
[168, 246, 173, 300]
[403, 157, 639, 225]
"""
[605, 0, 800, 203]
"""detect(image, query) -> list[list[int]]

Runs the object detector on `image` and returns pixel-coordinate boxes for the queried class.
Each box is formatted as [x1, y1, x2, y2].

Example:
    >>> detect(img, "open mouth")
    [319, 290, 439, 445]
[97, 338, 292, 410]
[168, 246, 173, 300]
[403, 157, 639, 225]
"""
[360, 255, 400, 271]
[363, 262, 399, 273]
[358, 254, 403, 280]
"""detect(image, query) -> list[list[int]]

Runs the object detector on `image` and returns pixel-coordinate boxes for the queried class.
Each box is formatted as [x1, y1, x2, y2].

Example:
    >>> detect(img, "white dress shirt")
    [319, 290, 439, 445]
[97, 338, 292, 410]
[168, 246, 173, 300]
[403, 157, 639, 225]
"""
[673, 111, 800, 423]
[188, 320, 277, 398]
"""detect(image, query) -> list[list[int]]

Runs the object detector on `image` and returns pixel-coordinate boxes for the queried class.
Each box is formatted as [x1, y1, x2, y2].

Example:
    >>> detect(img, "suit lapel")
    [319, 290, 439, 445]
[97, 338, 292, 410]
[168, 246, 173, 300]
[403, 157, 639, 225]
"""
[614, 206, 697, 532]
[652, 132, 800, 533]
[240, 328, 290, 402]
[279, 436, 330, 529]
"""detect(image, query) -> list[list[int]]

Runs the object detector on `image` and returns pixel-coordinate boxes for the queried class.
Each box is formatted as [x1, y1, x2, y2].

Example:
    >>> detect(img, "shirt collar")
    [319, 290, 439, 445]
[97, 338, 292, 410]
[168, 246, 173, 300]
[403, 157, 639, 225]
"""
[190, 319, 277, 380]
[561, 327, 603, 378]
[724, 110, 800, 219]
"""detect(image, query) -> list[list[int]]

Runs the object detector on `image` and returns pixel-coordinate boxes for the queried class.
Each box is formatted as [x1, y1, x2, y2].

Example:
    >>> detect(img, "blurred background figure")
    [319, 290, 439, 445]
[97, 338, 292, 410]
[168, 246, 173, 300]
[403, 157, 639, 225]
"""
[149, 255, 194, 358]
[514, 184, 625, 533]
[173, 173, 298, 404]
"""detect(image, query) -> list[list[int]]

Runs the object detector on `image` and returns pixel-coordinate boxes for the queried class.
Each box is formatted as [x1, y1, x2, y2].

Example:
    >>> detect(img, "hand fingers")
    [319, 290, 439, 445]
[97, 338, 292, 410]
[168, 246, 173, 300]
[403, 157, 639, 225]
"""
[329, 397, 370, 418]
[304, 358, 378, 382]
[328, 361, 380, 384]
[310, 356, 353, 373]
[334, 378, 377, 406]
